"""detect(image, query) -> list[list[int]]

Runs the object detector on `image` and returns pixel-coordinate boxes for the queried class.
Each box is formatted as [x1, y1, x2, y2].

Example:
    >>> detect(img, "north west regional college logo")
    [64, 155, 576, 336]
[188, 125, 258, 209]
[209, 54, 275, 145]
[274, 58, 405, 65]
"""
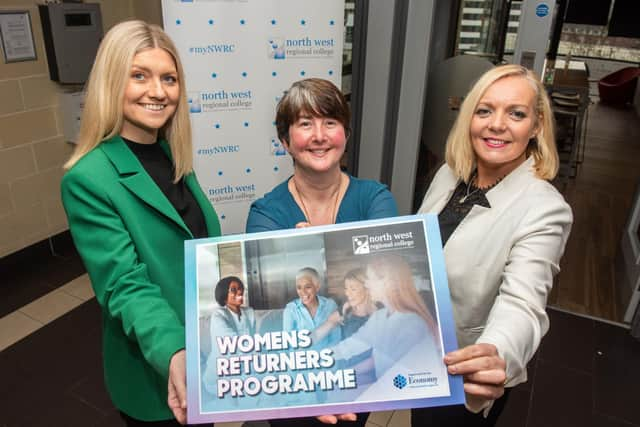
[352, 235, 369, 254]
[267, 35, 336, 59]
[268, 37, 286, 59]
[187, 92, 201, 113]
[187, 90, 253, 113]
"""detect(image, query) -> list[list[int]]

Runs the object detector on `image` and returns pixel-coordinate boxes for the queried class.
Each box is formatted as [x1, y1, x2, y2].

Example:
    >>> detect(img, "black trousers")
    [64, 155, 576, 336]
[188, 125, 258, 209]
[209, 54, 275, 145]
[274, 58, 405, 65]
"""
[120, 412, 207, 427]
[269, 412, 369, 427]
[410, 389, 511, 427]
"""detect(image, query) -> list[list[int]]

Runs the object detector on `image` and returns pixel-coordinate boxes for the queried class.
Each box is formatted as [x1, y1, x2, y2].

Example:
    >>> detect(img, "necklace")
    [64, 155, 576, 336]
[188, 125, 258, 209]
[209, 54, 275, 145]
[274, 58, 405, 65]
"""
[458, 172, 506, 204]
[292, 175, 343, 225]
[458, 174, 481, 204]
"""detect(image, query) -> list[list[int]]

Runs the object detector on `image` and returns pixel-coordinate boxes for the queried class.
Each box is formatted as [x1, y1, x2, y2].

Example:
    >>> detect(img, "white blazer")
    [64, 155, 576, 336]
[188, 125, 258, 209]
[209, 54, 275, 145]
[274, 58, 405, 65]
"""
[419, 157, 572, 388]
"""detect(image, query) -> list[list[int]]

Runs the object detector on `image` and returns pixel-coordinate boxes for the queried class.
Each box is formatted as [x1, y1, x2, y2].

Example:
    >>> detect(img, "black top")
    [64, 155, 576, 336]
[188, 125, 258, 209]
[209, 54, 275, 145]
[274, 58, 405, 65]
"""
[341, 312, 369, 338]
[438, 180, 491, 245]
[123, 137, 208, 239]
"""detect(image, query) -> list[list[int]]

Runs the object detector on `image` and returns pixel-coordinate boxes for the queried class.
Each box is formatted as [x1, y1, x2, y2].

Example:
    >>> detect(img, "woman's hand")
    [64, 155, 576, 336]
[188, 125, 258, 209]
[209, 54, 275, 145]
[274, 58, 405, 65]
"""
[168, 349, 187, 424]
[295, 221, 312, 228]
[316, 413, 358, 424]
[312, 310, 343, 343]
[341, 301, 351, 316]
[444, 343, 506, 400]
[328, 310, 343, 326]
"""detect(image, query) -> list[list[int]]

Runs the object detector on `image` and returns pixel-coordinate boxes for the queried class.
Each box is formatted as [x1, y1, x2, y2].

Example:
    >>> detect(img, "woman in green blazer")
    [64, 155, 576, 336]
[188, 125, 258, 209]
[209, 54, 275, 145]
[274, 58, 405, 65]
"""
[61, 21, 220, 426]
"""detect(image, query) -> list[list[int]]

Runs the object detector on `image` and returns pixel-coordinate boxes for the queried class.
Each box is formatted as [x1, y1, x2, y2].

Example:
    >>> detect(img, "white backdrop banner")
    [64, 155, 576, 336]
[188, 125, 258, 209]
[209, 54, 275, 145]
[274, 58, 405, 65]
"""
[162, 0, 345, 234]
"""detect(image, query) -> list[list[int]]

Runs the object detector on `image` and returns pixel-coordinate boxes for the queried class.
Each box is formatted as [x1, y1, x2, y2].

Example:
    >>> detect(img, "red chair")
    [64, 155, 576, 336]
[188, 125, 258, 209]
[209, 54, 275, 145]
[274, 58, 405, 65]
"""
[598, 66, 640, 105]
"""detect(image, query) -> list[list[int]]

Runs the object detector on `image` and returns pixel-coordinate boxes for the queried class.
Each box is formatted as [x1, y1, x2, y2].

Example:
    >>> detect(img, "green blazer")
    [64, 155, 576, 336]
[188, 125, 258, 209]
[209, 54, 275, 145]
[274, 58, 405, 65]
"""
[61, 135, 220, 421]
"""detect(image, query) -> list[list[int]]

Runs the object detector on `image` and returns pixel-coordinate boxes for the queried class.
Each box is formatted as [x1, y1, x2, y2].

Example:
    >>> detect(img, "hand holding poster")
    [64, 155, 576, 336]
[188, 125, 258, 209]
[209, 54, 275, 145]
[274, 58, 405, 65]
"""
[184, 215, 464, 423]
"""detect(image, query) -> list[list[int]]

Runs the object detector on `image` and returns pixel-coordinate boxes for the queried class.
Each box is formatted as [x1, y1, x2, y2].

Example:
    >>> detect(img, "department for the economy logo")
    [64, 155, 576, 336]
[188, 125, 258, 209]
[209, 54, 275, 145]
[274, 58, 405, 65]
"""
[393, 374, 407, 390]
[188, 90, 253, 113]
[267, 35, 336, 59]
[408, 372, 439, 388]
[394, 372, 438, 390]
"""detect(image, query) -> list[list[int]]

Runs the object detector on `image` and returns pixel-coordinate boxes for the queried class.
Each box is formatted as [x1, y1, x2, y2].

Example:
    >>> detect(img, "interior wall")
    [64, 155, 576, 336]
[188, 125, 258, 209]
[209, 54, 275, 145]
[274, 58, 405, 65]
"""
[0, 0, 162, 258]
[635, 72, 640, 117]
[356, 0, 397, 183]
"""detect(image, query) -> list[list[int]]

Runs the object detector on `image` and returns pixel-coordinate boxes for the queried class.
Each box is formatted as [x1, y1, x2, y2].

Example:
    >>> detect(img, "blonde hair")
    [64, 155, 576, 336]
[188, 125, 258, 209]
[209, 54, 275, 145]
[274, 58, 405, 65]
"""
[343, 267, 374, 310]
[344, 268, 367, 286]
[366, 255, 439, 340]
[445, 64, 558, 182]
[64, 20, 193, 182]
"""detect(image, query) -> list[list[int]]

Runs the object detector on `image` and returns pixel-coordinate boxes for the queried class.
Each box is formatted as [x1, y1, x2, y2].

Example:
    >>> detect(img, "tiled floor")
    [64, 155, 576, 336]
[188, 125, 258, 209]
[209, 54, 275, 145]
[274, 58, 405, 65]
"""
[548, 101, 640, 322]
[0, 274, 94, 352]
[2, 261, 640, 426]
[0, 231, 86, 318]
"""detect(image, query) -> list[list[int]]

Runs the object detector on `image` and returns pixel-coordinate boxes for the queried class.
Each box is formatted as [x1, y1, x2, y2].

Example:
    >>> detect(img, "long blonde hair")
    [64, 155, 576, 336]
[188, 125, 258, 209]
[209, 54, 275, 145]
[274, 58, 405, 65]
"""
[343, 268, 375, 315]
[64, 20, 193, 181]
[445, 64, 558, 182]
[367, 255, 439, 340]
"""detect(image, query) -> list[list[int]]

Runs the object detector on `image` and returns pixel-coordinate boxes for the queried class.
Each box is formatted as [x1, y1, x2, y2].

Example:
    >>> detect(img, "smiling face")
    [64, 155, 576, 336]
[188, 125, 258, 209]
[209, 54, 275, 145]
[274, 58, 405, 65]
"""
[225, 280, 244, 313]
[364, 267, 387, 304]
[344, 278, 368, 308]
[296, 275, 320, 307]
[285, 114, 347, 175]
[121, 48, 180, 144]
[470, 75, 539, 182]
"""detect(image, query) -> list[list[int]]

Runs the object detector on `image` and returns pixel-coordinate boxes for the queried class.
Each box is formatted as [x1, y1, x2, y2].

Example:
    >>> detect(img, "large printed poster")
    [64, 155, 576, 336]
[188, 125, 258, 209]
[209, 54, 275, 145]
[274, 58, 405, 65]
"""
[184, 215, 465, 423]
[162, 0, 345, 234]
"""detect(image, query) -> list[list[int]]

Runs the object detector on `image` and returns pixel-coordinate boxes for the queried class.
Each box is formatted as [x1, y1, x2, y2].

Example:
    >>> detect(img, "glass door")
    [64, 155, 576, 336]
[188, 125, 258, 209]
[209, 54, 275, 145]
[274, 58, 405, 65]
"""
[453, 0, 522, 63]
[341, 0, 363, 174]
[342, 0, 355, 98]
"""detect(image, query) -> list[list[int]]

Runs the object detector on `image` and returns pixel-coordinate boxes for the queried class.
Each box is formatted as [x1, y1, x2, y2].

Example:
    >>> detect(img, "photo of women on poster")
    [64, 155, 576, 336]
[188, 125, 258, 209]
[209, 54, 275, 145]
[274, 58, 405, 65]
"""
[185, 216, 464, 423]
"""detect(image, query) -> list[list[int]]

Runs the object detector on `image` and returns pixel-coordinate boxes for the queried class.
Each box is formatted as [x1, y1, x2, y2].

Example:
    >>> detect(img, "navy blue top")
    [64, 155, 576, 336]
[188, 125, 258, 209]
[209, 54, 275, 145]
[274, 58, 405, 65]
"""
[245, 175, 398, 232]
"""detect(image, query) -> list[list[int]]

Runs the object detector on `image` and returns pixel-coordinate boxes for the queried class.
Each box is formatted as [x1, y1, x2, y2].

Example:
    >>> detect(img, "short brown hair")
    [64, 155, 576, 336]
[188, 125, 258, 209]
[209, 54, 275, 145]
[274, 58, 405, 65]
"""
[276, 78, 351, 144]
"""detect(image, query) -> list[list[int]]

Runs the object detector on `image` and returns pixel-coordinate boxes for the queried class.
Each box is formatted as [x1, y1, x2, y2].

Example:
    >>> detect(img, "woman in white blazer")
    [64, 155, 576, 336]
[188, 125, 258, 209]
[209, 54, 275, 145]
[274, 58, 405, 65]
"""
[413, 64, 572, 426]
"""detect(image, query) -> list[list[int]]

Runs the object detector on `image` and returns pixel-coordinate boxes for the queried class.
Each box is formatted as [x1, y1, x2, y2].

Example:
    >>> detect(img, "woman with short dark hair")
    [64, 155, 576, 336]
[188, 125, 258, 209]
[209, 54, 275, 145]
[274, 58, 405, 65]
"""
[246, 78, 397, 425]
[246, 78, 397, 232]
[203, 276, 255, 396]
